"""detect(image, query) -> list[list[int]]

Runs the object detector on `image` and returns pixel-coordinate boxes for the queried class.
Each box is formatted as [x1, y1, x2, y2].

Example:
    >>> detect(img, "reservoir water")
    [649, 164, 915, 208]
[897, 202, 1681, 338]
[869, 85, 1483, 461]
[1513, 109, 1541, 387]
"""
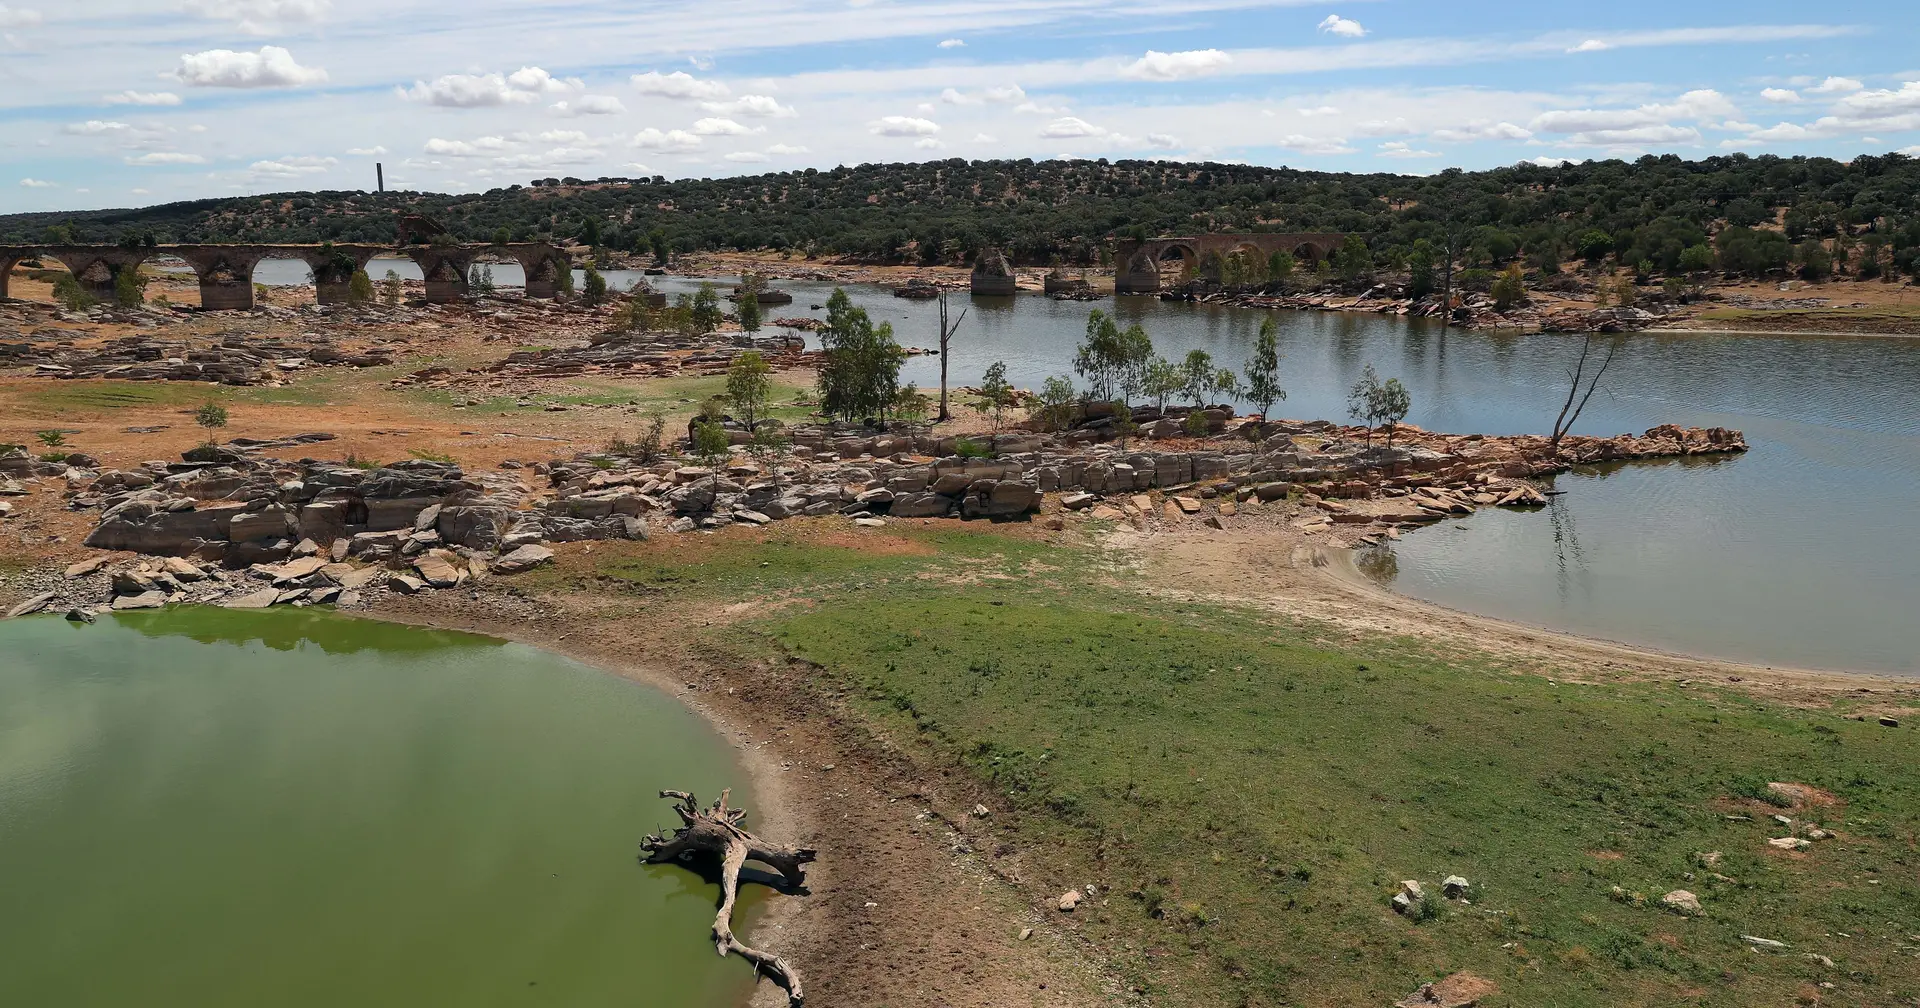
[0, 608, 759, 1007]
[657, 276, 1920, 675]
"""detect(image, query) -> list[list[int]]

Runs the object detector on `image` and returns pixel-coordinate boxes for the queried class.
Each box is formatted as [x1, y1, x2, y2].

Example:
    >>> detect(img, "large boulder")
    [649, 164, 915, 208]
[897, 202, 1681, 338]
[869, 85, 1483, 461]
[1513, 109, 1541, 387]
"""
[85, 503, 242, 555]
[961, 480, 1039, 518]
[437, 504, 517, 550]
[889, 492, 954, 518]
[492, 544, 555, 574]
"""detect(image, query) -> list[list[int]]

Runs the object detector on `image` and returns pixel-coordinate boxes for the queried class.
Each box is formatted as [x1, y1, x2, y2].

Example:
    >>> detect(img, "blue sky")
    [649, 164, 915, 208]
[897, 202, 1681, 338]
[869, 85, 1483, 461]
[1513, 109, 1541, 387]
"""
[2, 0, 1915, 213]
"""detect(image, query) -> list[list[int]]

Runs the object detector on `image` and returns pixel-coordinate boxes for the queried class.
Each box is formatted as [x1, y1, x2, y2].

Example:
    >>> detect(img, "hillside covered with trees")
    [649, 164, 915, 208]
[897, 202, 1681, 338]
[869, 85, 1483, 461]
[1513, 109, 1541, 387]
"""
[7, 153, 1920, 281]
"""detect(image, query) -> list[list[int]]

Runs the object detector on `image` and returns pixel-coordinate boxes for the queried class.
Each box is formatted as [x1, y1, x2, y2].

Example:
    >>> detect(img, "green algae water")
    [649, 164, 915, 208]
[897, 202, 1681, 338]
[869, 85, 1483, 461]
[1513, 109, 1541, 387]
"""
[0, 608, 758, 1007]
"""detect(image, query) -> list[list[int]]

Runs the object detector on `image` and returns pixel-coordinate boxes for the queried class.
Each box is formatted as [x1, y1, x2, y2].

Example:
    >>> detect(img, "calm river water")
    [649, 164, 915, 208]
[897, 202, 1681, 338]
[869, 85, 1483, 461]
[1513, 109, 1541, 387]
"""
[0, 609, 758, 1007]
[231, 260, 1919, 672]
[660, 276, 1919, 676]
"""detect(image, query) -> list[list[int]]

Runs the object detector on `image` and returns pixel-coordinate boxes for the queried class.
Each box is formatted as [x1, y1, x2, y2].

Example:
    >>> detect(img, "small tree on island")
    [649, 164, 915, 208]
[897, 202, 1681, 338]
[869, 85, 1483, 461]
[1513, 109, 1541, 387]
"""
[1141, 355, 1183, 415]
[1347, 364, 1412, 448]
[194, 401, 229, 446]
[1110, 401, 1138, 450]
[815, 288, 906, 424]
[1244, 316, 1286, 419]
[1033, 375, 1077, 432]
[113, 266, 146, 308]
[737, 288, 762, 334]
[689, 283, 724, 333]
[581, 265, 608, 306]
[347, 269, 375, 305]
[725, 350, 774, 432]
[974, 360, 1015, 432]
[380, 270, 403, 307]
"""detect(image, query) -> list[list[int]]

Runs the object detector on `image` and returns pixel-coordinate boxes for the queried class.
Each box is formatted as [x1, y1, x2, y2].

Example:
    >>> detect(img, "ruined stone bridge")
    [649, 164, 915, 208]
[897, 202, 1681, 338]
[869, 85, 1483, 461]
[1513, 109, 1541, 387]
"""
[0, 241, 571, 310]
[1112, 232, 1345, 294]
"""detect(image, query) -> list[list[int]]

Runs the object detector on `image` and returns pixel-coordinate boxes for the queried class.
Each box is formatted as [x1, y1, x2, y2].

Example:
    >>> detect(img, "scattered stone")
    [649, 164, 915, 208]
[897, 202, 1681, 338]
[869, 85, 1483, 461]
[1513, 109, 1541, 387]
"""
[1879, 716, 1900, 728]
[4, 591, 57, 618]
[1057, 890, 1082, 912]
[971, 804, 991, 818]
[111, 591, 166, 610]
[1741, 935, 1790, 950]
[64, 607, 96, 623]
[1442, 875, 1470, 899]
[1768, 837, 1812, 851]
[1393, 972, 1498, 1008]
[853, 517, 887, 528]
[1661, 890, 1702, 916]
[1018, 927, 1033, 941]
[225, 587, 281, 609]
[1061, 492, 1097, 510]
[412, 552, 464, 588]
[386, 573, 428, 594]
[65, 556, 111, 578]
[491, 544, 554, 574]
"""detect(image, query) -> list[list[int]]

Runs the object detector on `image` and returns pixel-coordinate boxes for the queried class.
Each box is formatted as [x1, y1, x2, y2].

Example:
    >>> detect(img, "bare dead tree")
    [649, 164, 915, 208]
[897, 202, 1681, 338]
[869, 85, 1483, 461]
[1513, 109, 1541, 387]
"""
[1550, 334, 1620, 449]
[935, 289, 969, 421]
[641, 789, 816, 1005]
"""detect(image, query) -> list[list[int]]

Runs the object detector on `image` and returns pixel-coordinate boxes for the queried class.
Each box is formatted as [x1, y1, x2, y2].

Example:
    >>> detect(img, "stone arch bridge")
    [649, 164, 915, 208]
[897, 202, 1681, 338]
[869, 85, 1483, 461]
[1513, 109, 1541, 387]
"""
[1112, 232, 1345, 294]
[0, 242, 571, 309]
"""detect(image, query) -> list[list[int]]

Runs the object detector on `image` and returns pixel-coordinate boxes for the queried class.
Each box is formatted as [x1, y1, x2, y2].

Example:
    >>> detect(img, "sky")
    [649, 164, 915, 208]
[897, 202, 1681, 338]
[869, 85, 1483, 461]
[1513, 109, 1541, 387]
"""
[1, 0, 1916, 213]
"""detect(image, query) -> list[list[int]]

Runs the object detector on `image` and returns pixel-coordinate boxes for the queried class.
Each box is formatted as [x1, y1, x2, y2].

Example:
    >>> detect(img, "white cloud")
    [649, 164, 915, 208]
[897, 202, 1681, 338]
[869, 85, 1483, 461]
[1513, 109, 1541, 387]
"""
[631, 70, 729, 100]
[19, 177, 53, 187]
[938, 38, 964, 49]
[765, 143, 810, 155]
[532, 129, 605, 146]
[401, 68, 571, 108]
[1806, 76, 1863, 95]
[1531, 89, 1735, 146]
[0, 4, 42, 28]
[175, 46, 328, 88]
[1040, 116, 1107, 138]
[423, 136, 511, 157]
[1297, 105, 1340, 117]
[1354, 118, 1413, 137]
[1317, 15, 1367, 39]
[1431, 120, 1533, 142]
[914, 137, 944, 150]
[1760, 88, 1800, 103]
[104, 91, 182, 106]
[63, 119, 131, 135]
[870, 115, 940, 137]
[250, 154, 337, 176]
[691, 117, 759, 136]
[125, 152, 208, 165]
[970, 132, 998, 144]
[552, 95, 627, 116]
[1566, 39, 1610, 53]
[490, 147, 601, 169]
[1379, 141, 1440, 158]
[1123, 49, 1231, 81]
[1014, 100, 1070, 115]
[939, 87, 977, 105]
[1566, 124, 1702, 146]
[941, 84, 1025, 106]
[1276, 134, 1356, 155]
[1147, 132, 1180, 149]
[725, 151, 770, 162]
[1524, 156, 1577, 168]
[631, 127, 703, 151]
[183, 0, 329, 34]
[346, 145, 386, 156]
[701, 94, 796, 117]
[1833, 81, 1920, 116]
[131, 188, 150, 195]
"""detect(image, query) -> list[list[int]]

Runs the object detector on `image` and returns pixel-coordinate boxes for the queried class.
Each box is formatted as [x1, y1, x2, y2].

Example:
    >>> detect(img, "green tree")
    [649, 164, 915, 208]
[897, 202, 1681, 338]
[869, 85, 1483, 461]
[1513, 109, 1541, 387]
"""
[691, 419, 731, 465]
[347, 269, 375, 305]
[193, 401, 229, 445]
[725, 350, 774, 432]
[1033, 375, 1077, 432]
[380, 269, 403, 306]
[1179, 349, 1232, 409]
[51, 273, 93, 311]
[1073, 309, 1153, 403]
[1267, 250, 1295, 289]
[1407, 240, 1436, 300]
[815, 288, 907, 423]
[113, 266, 145, 308]
[1491, 265, 1526, 311]
[648, 228, 671, 266]
[891, 383, 932, 423]
[690, 283, 724, 332]
[1141, 355, 1183, 414]
[1678, 243, 1714, 274]
[1244, 317, 1286, 418]
[34, 430, 66, 449]
[581, 265, 608, 305]
[1347, 364, 1412, 447]
[554, 262, 575, 300]
[1110, 401, 1138, 449]
[1335, 235, 1373, 281]
[493, 227, 511, 246]
[973, 360, 1016, 432]
[737, 289, 762, 333]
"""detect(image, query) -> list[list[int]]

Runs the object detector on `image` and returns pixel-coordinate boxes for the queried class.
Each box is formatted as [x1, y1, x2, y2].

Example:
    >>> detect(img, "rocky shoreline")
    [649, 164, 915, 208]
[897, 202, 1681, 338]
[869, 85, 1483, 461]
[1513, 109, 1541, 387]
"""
[0, 413, 1745, 619]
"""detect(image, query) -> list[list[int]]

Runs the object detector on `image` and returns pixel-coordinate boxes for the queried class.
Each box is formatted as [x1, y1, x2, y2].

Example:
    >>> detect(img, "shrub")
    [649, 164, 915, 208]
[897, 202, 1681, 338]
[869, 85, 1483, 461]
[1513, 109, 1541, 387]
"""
[953, 438, 993, 459]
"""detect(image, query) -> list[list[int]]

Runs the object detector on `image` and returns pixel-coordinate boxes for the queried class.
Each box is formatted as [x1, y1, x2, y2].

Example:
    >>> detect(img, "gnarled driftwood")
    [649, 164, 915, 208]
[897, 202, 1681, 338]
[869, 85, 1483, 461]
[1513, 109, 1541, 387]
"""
[640, 789, 816, 1005]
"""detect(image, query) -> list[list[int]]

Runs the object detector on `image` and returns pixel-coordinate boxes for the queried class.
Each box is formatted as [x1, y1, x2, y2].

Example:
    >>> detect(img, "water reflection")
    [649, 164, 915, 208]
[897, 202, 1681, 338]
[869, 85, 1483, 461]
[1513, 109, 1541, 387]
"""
[108, 607, 500, 656]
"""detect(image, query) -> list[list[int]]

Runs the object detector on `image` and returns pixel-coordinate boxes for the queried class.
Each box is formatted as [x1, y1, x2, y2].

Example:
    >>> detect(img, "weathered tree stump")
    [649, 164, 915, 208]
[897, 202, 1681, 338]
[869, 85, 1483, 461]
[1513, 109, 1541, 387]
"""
[640, 789, 816, 1005]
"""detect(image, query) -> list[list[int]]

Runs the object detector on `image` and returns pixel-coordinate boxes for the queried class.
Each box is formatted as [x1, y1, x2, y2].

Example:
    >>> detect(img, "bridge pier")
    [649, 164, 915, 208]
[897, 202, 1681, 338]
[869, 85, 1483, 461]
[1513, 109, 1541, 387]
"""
[0, 251, 29, 300]
[46, 248, 153, 303]
[1112, 232, 1344, 294]
[970, 247, 1017, 295]
[511, 245, 568, 299]
[407, 248, 475, 304]
[173, 248, 269, 310]
[301, 247, 380, 305]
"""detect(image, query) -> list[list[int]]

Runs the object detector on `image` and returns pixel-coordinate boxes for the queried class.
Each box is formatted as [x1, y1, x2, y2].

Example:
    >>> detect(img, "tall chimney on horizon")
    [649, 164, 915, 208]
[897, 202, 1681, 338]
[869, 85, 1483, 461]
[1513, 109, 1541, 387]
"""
[376, 163, 385, 193]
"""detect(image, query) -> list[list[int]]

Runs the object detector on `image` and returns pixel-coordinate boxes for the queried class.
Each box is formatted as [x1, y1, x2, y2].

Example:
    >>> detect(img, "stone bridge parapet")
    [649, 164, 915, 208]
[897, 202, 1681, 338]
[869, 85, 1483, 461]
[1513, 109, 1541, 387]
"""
[1, 242, 570, 308]
[1112, 232, 1346, 294]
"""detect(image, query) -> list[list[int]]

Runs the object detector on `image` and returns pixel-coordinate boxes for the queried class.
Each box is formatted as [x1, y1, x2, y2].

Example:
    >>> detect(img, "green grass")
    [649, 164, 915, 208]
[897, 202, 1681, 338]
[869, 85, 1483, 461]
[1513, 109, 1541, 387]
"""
[19, 376, 337, 412]
[587, 528, 1920, 1008]
[414, 373, 817, 421]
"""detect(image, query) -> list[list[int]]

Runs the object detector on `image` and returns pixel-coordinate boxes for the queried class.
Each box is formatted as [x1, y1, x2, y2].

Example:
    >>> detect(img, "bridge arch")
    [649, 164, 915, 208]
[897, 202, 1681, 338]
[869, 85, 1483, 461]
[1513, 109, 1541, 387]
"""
[1111, 231, 1345, 294]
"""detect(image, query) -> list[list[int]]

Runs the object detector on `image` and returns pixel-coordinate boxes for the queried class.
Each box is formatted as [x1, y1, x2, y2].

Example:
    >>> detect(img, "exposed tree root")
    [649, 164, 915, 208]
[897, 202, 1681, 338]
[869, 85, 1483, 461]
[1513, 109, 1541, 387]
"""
[641, 789, 816, 1005]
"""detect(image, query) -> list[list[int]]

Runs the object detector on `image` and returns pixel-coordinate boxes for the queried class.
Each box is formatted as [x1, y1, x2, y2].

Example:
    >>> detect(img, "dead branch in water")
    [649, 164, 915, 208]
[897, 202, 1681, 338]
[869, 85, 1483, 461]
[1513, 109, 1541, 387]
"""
[640, 789, 816, 1005]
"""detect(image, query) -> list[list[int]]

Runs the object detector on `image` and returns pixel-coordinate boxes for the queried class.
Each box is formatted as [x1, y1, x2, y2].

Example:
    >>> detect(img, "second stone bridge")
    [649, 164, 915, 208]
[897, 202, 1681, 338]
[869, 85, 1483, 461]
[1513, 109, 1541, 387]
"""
[0, 242, 572, 309]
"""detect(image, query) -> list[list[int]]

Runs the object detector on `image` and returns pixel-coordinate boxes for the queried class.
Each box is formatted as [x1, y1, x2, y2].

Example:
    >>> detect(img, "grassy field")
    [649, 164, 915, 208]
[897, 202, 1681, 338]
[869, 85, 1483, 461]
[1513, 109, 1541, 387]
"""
[413, 373, 818, 422]
[580, 524, 1918, 1007]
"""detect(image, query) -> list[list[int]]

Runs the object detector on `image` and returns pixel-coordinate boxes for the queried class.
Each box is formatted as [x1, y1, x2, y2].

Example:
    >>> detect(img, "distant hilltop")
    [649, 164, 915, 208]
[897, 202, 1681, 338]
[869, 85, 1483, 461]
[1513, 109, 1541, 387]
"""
[4, 153, 1918, 278]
